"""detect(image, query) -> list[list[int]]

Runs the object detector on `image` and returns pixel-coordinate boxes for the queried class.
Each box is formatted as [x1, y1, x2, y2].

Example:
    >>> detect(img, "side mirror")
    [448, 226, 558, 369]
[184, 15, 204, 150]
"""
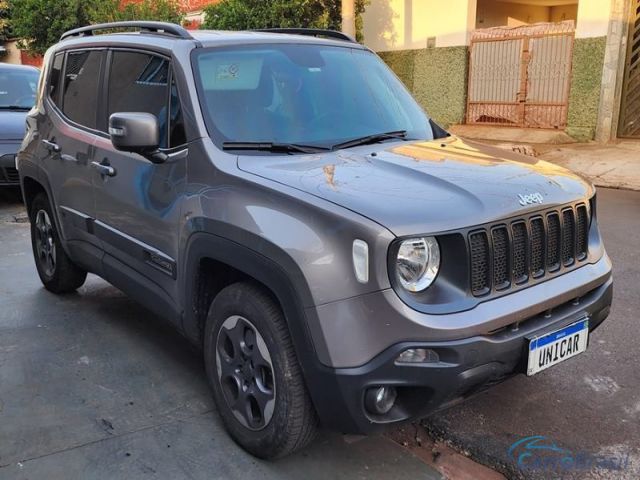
[109, 112, 167, 163]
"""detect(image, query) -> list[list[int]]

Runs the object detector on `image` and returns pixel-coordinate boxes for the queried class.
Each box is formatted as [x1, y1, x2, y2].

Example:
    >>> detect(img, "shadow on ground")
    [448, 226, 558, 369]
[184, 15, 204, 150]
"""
[0, 199, 442, 480]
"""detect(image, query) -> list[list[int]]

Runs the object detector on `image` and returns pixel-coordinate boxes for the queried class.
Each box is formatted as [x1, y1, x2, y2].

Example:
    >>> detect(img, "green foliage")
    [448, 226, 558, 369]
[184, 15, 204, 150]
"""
[354, 0, 369, 43]
[94, 0, 183, 25]
[11, 0, 94, 55]
[202, 0, 341, 31]
[10, 0, 184, 56]
[0, 0, 10, 42]
[379, 46, 469, 128]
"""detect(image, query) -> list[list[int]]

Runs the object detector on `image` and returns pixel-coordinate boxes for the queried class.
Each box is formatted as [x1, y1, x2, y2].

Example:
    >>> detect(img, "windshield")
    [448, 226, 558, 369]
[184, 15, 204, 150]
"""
[193, 44, 433, 149]
[0, 68, 39, 109]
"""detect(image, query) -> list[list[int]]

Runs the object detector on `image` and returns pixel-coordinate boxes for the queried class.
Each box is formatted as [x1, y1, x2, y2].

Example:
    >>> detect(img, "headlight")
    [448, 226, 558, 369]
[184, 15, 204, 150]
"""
[395, 237, 440, 292]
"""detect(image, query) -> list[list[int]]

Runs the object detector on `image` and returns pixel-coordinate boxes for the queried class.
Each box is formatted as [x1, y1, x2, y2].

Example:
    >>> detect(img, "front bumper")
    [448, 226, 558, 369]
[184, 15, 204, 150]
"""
[307, 274, 612, 434]
[0, 152, 19, 186]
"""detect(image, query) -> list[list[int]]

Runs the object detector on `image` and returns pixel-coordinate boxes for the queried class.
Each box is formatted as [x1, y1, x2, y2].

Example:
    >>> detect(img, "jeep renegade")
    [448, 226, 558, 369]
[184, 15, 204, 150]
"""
[18, 22, 613, 459]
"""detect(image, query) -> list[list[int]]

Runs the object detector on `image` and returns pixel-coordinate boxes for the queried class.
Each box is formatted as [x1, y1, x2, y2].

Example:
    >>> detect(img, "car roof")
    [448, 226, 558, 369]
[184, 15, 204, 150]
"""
[0, 63, 40, 73]
[55, 29, 367, 53]
[192, 30, 366, 49]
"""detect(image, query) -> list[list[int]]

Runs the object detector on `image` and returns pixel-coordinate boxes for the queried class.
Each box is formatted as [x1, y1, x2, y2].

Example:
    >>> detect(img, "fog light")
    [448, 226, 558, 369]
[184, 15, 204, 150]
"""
[396, 348, 440, 364]
[365, 386, 397, 415]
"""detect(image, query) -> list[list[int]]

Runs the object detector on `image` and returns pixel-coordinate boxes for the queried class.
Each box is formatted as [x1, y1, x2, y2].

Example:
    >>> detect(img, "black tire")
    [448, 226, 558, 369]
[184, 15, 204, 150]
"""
[29, 193, 87, 293]
[204, 282, 318, 459]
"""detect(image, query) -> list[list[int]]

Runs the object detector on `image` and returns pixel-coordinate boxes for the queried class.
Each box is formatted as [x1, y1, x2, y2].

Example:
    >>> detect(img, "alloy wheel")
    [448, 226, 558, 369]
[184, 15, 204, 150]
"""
[216, 315, 276, 431]
[34, 209, 56, 277]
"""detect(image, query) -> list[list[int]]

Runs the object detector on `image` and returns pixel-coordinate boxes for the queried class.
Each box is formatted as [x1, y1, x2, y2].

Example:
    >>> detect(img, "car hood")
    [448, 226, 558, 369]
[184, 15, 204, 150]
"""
[237, 136, 594, 237]
[0, 110, 28, 142]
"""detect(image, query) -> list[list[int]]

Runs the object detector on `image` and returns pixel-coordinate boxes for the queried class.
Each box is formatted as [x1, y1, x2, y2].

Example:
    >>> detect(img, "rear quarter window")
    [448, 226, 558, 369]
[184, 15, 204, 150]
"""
[48, 53, 64, 108]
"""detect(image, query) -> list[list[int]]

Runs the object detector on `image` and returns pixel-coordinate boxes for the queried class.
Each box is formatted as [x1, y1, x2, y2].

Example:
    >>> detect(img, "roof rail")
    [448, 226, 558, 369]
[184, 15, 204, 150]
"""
[60, 21, 194, 41]
[253, 28, 356, 43]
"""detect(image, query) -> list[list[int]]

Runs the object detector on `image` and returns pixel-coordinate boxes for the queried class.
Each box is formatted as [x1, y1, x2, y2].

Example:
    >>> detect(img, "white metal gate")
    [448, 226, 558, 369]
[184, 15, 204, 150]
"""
[466, 22, 575, 129]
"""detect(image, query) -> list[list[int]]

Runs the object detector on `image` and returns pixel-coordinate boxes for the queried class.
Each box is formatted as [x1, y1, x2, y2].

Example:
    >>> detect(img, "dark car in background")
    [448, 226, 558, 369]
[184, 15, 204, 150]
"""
[0, 63, 39, 187]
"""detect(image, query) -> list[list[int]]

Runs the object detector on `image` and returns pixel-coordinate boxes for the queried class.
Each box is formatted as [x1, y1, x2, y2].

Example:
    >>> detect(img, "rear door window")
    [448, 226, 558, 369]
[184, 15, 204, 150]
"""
[62, 50, 104, 130]
[107, 51, 171, 148]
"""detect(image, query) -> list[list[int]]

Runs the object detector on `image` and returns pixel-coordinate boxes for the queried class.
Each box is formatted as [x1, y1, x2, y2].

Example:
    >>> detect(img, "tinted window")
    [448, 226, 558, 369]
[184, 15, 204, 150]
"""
[62, 50, 103, 129]
[48, 53, 64, 108]
[193, 45, 432, 147]
[0, 67, 39, 109]
[107, 51, 170, 148]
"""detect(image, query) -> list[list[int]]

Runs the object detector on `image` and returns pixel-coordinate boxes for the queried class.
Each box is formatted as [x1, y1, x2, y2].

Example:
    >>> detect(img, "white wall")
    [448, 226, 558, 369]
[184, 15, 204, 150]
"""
[1, 41, 22, 65]
[476, 0, 555, 28]
[575, 0, 611, 38]
[362, 0, 477, 51]
[361, 0, 611, 52]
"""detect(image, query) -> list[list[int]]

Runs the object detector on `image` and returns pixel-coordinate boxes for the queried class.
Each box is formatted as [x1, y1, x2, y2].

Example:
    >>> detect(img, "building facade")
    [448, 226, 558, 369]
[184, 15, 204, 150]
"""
[356, 0, 638, 142]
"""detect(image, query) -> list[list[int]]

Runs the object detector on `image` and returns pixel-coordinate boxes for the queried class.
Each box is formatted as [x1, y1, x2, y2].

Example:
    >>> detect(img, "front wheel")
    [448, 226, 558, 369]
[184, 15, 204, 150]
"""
[29, 193, 87, 293]
[204, 282, 318, 459]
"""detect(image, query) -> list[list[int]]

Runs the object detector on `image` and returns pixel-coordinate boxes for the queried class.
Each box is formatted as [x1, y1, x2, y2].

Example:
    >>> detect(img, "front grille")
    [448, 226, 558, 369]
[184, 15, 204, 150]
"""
[511, 222, 528, 283]
[0, 155, 19, 184]
[576, 205, 588, 260]
[469, 203, 590, 296]
[470, 231, 491, 295]
[530, 217, 545, 277]
[492, 227, 510, 289]
[4, 167, 19, 183]
[562, 209, 575, 266]
[547, 213, 561, 271]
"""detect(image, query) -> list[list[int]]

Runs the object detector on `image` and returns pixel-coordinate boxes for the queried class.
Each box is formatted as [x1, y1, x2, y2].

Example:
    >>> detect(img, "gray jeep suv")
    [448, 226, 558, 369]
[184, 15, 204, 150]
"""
[18, 22, 613, 459]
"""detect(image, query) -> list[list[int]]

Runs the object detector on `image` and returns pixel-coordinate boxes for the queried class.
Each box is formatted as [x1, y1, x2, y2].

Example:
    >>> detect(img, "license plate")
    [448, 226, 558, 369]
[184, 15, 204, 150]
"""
[527, 319, 589, 376]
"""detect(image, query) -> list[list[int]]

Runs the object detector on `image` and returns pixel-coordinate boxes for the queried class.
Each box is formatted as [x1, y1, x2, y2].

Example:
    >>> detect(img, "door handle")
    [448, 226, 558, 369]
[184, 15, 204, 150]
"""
[42, 139, 61, 153]
[60, 154, 78, 163]
[91, 161, 116, 177]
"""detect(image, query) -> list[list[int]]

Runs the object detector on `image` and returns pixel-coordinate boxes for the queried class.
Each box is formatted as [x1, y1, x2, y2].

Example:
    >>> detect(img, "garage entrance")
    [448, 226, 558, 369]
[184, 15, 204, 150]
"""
[466, 22, 575, 129]
[619, 0, 640, 138]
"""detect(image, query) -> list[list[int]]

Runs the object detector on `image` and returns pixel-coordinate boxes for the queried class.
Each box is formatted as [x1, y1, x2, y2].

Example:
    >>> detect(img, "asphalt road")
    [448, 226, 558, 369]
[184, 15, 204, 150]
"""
[1, 187, 637, 480]
[424, 188, 640, 479]
[0, 187, 441, 480]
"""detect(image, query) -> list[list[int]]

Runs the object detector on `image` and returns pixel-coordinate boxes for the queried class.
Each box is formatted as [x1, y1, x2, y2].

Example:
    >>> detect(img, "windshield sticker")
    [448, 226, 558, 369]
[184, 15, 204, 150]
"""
[199, 56, 264, 90]
[217, 64, 239, 80]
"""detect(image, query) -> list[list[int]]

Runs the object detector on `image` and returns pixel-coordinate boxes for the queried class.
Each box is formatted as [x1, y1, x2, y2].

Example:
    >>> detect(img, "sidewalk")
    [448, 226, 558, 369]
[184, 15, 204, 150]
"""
[449, 125, 640, 191]
[535, 141, 640, 191]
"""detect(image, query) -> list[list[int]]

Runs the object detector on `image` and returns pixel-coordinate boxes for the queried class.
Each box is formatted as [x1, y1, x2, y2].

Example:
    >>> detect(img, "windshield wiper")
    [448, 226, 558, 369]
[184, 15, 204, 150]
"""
[0, 105, 31, 111]
[331, 130, 408, 151]
[222, 142, 330, 154]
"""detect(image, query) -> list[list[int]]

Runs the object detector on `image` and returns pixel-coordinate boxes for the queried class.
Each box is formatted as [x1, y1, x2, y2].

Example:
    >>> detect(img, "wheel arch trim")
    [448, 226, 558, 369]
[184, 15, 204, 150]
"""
[180, 227, 330, 367]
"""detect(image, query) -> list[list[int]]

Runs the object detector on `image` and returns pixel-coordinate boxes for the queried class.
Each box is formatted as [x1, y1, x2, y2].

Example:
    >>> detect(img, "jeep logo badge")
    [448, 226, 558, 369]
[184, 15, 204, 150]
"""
[518, 192, 544, 206]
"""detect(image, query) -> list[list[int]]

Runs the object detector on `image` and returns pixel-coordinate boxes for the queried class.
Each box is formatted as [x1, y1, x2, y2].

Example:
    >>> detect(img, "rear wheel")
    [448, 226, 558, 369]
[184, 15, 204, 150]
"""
[29, 193, 87, 293]
[204, 282, 318, 459]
